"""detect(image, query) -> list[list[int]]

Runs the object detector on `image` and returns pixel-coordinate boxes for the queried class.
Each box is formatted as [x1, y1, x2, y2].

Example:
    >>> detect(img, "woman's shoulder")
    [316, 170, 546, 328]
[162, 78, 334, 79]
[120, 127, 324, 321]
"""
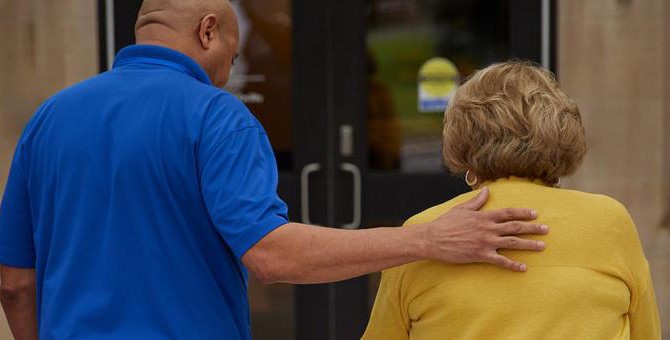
[553, 188, 633, 222]
[527, 187, 641, 252]
[403, 186, 635, 232]
[402, 191, 480, 227]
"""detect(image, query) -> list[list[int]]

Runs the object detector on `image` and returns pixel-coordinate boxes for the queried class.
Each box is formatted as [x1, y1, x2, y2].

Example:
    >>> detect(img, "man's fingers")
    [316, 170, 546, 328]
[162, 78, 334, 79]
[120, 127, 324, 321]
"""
[497, 222, 549, 236]
[487, 254, 527, 272]
[485, 207, 537, 222]
[455, 187, 489, 211]
[496, 237, 546, 251]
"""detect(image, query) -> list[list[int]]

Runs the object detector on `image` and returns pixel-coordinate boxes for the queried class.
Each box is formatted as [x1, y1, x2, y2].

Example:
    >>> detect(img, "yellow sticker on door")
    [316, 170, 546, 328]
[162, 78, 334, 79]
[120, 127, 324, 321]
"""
[418, 58, 460, 113]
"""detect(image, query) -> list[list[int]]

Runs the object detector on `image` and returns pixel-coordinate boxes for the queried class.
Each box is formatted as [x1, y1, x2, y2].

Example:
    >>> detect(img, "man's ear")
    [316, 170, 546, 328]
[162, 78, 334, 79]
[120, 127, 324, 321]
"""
[198, 14, 219, 49]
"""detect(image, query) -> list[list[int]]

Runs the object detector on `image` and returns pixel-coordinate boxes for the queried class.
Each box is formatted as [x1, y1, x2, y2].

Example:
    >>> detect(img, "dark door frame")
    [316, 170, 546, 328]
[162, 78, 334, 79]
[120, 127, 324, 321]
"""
[321, 1, 558, 339]
[98, 0, 557, 339]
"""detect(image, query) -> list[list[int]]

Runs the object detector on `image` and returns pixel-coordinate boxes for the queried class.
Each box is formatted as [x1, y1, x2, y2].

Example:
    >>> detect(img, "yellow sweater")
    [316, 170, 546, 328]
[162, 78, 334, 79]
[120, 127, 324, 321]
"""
[362, 177, 660, 340]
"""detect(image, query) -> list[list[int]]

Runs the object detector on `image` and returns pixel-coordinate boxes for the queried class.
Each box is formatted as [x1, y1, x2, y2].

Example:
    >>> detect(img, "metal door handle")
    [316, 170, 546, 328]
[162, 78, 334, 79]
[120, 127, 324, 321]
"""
[340, 163, 361, 229]
[300, 163, 322, 224]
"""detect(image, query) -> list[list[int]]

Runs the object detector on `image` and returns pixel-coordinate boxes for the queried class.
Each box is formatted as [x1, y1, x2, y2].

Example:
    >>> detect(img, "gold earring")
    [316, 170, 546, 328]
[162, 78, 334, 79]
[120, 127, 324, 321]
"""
[553, 178, 561, 188]
[465, 170, 478, 187]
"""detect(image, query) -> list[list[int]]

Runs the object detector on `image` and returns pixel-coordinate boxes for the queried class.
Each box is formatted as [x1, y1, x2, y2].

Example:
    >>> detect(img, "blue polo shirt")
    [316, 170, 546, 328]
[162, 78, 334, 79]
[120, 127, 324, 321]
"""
[0, 45, 289, 339]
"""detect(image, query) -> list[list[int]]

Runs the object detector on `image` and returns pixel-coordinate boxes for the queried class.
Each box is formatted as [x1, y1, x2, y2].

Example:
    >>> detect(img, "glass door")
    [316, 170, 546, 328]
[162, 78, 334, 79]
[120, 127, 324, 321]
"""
[322, 0, 557, 339]
[99, 0, 555, 338]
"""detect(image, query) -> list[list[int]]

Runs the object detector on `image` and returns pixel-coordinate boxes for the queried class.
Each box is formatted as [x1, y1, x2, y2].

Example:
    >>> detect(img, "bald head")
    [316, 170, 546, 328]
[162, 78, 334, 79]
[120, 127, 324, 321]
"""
[135, 0, 239, 87]
[136, 0, 228, 34]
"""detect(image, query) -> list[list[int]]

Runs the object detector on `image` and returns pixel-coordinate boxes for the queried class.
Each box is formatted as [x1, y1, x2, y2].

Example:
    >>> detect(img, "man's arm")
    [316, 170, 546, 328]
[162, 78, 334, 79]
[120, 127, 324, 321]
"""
[243, 187, 548, 284]
[0, 266, 37, 340]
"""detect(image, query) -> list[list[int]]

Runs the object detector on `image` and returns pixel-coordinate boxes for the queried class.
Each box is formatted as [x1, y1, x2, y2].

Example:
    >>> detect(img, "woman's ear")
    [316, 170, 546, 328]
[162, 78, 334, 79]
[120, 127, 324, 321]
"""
[198, 14, 219, 49]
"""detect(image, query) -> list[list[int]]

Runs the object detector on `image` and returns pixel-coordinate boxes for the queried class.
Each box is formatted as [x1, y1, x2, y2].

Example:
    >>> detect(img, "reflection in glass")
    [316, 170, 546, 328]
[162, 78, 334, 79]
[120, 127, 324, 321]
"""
[365, 0, 513, 317]
[227, 0, 293, 171]
[368, 52, 402, 170]
[248, 279, 294, 340]
[367, 0, 510, 173]
[227, 1, 295, 339]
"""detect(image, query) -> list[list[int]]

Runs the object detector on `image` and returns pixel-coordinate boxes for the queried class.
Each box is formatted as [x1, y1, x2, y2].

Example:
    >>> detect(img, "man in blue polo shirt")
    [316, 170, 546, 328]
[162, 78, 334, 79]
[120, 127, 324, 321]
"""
[0, 0, 547, 339]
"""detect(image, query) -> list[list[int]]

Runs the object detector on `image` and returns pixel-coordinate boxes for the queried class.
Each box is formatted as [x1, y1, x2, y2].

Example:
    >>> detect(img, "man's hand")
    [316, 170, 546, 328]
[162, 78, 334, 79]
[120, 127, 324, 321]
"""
[413, 187, 547, 272]
[244, 187, 546, 284]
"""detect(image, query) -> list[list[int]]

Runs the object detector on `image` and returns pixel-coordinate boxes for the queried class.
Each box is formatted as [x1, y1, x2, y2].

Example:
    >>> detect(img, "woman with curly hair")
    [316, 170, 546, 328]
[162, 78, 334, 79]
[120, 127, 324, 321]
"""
[363, 62, 660, 340]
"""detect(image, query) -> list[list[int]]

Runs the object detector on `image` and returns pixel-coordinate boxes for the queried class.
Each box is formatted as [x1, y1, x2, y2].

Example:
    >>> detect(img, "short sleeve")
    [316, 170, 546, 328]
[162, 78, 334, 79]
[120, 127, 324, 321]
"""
[0, 144, 36, 268]
[361, 267, 410, 340]
[198, 124, 289, 260]
[628, 264, 661, 339]
[609, 200, 662, 339]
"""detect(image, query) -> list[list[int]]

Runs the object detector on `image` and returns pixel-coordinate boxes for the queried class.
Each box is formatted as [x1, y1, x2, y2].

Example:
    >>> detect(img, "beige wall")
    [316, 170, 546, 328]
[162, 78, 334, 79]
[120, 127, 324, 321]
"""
[0, 0, 668, 338]
[0, 0, 99, 191]
[559, 0, 670, 336]
[0, 0, 98, 337]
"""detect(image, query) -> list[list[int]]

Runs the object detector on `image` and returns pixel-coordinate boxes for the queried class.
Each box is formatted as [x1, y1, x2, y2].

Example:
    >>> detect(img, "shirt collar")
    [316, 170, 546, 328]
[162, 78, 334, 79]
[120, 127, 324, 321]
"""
[112, 45, 213, 86]
[481, 176, 550, 187]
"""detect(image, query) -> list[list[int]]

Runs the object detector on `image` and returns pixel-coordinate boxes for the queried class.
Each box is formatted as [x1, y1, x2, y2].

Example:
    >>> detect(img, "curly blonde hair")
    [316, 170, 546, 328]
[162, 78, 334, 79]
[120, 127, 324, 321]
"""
[442, 61, 586, 184]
